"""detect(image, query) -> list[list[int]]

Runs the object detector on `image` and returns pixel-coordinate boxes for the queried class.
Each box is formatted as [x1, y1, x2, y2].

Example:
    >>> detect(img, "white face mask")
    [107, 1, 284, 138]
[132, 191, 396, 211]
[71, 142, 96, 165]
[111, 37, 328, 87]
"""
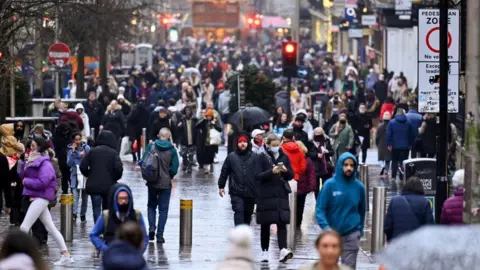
[269, 146, 280, 153]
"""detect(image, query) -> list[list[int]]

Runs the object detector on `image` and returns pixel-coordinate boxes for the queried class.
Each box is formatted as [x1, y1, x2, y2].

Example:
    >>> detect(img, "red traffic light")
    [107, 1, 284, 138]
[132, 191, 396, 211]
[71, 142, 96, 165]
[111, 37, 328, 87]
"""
[247, 17, 254, 24]
[254, 19, 260, 25]
[162, 18, 169, 25]
[285, 44, 295, 54]
[0, 51, 3, 58]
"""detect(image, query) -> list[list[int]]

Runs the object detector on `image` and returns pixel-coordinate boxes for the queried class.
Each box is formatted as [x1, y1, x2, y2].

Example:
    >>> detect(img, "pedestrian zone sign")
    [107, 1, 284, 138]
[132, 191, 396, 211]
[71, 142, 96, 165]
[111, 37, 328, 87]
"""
[418, 62, 459, 113]
[418, 9, 459, 62]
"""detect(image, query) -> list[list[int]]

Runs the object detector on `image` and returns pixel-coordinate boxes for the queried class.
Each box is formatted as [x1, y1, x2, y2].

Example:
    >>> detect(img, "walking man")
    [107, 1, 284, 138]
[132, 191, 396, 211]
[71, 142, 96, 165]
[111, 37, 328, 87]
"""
[316, 152, 366, 269]
[218, 134, 258, 226]
[387, 108, 416, 181]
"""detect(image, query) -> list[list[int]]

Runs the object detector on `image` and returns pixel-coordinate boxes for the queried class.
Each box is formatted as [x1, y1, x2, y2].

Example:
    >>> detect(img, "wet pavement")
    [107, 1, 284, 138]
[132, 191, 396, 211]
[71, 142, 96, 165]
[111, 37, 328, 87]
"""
[0, 147, 388, 269]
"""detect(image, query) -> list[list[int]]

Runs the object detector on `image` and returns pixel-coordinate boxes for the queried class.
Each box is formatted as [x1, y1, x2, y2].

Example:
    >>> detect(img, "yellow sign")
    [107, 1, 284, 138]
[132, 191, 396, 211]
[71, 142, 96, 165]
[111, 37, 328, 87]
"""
[180, 200, 193, 210]
[60, 194, 74, 205]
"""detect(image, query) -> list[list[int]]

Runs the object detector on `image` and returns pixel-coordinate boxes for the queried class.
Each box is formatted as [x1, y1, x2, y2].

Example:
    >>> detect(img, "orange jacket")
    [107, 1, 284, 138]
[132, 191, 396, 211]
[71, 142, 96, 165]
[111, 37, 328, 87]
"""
[281, 141, 307, 181]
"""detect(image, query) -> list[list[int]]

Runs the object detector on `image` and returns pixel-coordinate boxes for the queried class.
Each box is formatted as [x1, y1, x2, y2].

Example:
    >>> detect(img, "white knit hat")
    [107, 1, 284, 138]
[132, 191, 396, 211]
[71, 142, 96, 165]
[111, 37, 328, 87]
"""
[452, 169, 464, 189]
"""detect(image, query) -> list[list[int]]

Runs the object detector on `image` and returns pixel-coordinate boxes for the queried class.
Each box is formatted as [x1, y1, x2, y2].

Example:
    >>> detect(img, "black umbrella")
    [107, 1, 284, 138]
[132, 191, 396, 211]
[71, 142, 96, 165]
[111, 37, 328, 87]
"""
[229, 106, 271, 128]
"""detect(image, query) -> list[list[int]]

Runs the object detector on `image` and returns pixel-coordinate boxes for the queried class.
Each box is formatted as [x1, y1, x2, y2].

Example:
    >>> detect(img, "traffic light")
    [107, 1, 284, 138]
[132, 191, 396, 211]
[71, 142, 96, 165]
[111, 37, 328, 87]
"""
[247, 14, 262, 29]
[282, 41, 297, 77]
[161, 17, 169, 28]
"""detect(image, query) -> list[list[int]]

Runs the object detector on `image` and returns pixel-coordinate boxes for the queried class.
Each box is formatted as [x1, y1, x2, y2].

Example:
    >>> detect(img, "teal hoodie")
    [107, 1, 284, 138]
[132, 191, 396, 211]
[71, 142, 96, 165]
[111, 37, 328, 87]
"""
[141, 140, 179, 179]
[315, 152, 366, 236]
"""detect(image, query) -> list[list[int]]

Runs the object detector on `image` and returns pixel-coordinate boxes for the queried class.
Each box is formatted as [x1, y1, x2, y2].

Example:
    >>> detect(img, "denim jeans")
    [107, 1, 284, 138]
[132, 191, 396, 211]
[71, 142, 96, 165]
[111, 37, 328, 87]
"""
[147, 187, 172, 237]
[91, 193, 109, 224]
[72, 188, 88, 217]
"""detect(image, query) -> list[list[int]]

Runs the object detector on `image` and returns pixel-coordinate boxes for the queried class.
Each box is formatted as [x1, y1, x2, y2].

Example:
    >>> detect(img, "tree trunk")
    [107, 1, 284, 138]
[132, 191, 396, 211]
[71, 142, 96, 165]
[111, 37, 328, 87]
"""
[77, 43, 86, 98]
[0, 77, 7, 124]
[99, 36, 108, 91]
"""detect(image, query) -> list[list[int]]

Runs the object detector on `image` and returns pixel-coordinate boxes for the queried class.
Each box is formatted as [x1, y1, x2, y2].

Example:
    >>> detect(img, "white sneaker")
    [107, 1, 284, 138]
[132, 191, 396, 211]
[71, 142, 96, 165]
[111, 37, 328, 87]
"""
[54, 255, 74, 266]
[260, 250, 269, 262]
[279, 248, 293, 263]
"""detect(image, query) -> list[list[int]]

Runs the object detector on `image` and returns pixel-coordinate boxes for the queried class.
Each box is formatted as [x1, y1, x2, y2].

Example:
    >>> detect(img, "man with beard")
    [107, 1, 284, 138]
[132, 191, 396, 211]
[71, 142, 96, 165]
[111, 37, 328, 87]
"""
[89, 184, 148, 253]
[218, 134, 258, 226]
[13, 121, 25, 142]
[291, 114, 310, 148]
[316, 152, 366, 270]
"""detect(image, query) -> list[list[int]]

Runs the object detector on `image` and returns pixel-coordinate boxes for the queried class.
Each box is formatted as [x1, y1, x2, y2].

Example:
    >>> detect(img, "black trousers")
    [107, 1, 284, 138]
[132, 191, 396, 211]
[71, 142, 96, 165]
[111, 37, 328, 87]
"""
[296, 194, 307, 227]
[60, 164, 71, 194]
[391, 148, 409, 180]
[260, 223, 287, 251]
[230, 195, 255, 226]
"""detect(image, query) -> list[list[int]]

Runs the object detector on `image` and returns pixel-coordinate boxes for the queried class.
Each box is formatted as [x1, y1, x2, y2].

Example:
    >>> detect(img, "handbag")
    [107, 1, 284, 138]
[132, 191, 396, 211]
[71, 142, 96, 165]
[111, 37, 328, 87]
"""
[209, 128, 222, 145]
[76, 165, 86, 190]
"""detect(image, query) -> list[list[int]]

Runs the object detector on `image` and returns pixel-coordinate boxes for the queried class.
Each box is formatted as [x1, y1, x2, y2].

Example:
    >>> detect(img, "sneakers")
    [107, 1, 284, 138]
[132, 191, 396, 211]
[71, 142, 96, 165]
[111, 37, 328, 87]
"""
[157, 234, 165, 244]
[72, 215, 77, 222]
[279, 248, 293, 263]
[260, 251, 269, 262]
[80, 216, 86, 223]
[54, 255, 74, 266]
[149, 231, 155, 242]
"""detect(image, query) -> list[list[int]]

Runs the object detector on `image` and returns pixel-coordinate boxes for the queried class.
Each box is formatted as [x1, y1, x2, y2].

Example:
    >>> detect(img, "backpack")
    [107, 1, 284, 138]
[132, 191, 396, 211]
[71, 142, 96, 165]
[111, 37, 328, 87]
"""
[102, 210, 141, 232]
[141, 147, 161, 183]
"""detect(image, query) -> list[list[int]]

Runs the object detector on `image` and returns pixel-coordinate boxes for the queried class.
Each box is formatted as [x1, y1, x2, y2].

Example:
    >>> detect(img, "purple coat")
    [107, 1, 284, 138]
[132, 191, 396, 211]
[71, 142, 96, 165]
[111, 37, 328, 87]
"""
[22, 155, 57, 201]
[440, 189, 464, 225]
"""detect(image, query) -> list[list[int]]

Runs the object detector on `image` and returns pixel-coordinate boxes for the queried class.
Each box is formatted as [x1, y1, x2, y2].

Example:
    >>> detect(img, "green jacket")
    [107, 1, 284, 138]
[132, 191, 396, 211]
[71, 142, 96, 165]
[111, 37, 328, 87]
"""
[329, 123, 354, 157]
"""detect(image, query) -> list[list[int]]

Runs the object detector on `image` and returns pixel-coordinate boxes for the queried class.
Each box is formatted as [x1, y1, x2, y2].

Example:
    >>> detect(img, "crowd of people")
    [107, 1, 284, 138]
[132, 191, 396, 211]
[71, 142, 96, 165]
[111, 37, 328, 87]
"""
[0, 37, 465, 270]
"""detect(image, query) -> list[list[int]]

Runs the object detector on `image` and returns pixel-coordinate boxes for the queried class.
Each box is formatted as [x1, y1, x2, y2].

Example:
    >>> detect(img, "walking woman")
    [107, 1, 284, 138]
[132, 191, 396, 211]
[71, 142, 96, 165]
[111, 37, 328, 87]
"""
[256, 134, 294, 263]
[196, 109, 222, 174]
[19, 136, 74, 265]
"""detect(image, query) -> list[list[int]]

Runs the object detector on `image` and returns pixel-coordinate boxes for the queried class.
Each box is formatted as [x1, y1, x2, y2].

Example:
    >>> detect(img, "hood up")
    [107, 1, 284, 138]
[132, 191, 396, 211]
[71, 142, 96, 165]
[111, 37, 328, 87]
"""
[75, 103, 85, 111]
[109, 183, 135, 215]
[281, 141, 303, 155]
[96, 130, 118, 150]
[334, 152, 358, 181]
[234, 132, 252, 153]
[394, 114, 408, 123]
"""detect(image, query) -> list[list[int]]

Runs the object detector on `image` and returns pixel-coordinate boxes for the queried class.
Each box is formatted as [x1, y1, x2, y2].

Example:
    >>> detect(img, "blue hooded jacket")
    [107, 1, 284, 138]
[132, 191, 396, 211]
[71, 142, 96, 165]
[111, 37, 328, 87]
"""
[66, 141, 91, 188]
[99, 240, 149, 270]
[386, 114, 416, 149]
[315, 152, 366, 236]
[89, 185, 149, 252]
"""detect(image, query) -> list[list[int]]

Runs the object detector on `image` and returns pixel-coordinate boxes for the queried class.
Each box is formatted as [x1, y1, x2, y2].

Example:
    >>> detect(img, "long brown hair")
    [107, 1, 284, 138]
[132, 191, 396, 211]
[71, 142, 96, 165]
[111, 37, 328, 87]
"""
[0, 230, 49, 270]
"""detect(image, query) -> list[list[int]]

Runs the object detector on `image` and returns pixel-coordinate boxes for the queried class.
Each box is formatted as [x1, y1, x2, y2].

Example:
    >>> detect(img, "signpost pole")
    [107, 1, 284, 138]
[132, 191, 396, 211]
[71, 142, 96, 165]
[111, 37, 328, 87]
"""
[436, 0, 449, 223]
[54, 4, 60, 98]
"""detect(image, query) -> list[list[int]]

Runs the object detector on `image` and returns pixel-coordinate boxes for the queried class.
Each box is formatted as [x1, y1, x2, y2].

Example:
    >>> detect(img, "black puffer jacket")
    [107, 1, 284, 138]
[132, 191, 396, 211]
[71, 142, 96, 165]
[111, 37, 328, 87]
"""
[80, 130, 123, 195]
[218, 135, 259, 198]
[103, 109, 125, 139]
[256, 149, 294, 225]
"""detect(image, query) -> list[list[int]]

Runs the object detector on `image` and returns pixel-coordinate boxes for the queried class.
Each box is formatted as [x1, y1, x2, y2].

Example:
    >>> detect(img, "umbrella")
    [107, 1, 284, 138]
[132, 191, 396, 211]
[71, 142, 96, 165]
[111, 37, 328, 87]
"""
[183, 67, 201, 79]
[86, 62, 99, 70]
[377, 226, 480, 270]
[229, 107, 271, 128]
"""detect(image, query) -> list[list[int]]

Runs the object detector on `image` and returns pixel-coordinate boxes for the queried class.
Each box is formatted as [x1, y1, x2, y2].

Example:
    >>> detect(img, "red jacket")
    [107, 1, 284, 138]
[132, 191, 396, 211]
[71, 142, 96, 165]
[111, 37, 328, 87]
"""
[440, 189, 464, 225]
[298, 157, 316, 195]
[380, 103, 395, 120]
[59, 111, 84, 131]
[281, 141, 306, 181]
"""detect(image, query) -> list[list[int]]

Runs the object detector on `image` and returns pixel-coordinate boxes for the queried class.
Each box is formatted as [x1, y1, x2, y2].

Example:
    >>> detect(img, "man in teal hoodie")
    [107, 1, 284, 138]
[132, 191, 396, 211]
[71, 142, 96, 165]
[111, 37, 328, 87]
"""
[140, 127, 179, 244]
[316, 152, 366, 269]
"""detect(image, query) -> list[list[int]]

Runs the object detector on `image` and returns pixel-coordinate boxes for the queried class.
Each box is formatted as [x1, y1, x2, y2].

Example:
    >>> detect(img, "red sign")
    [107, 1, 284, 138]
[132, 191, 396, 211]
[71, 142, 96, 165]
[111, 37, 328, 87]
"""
[48, 42, 70, 67]
[425, 27, 452, 53]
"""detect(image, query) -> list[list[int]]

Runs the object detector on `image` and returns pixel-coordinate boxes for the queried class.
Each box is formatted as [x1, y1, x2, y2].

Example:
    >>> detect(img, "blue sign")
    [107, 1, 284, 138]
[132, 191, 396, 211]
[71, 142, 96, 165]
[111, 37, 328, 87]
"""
[297, 66, 308, 78]
[345, 7, 358, 24]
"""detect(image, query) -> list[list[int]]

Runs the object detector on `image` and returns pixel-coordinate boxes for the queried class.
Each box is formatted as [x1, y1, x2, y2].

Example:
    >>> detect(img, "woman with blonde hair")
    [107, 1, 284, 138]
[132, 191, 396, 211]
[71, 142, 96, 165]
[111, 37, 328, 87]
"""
[298, 230, 352, 270]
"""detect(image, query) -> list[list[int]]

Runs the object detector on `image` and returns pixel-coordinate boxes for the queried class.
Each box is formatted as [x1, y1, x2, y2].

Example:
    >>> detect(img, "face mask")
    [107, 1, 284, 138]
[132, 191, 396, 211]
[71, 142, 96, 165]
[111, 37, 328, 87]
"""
[340, 119, 347, 124]
[118, 204, 129, 213]
[359, 109, 366, 114]
[314, 135, 324, 142]
[269, 146, 280, 153]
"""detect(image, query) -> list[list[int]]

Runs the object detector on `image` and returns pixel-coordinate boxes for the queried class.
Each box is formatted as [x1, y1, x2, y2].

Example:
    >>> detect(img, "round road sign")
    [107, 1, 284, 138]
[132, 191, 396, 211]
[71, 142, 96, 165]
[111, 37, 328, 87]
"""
[425, 27, 452, 53]
[48, 42, 71, 67]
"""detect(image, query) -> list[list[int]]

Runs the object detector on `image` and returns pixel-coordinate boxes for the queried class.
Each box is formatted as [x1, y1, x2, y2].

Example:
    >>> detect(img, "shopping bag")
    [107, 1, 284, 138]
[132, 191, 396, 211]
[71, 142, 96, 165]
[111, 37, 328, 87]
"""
[209, 128, 222, 146]
[76, 165, 86, 190]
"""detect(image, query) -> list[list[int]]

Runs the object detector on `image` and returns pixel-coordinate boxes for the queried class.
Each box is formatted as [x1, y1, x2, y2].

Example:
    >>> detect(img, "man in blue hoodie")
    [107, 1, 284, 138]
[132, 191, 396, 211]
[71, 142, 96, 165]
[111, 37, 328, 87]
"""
[387, 108, 417, 180]
[141, 128, 179, 243]
[316, 152, 366, 269]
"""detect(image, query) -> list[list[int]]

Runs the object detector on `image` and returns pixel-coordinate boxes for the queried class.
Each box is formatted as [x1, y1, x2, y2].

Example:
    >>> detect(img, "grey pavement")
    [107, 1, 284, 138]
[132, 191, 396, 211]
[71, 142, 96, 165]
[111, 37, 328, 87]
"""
[0, 147, 384, 270]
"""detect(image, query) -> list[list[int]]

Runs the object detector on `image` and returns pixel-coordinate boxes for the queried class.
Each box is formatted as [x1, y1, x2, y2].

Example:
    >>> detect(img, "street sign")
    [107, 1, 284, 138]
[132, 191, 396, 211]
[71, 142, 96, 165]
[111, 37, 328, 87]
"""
[237, 75, 246, 109]
[418, 62, 459, 113]
[344, 8, 357, 24]
[297, 66, 308, 78]
[395, 0, 412, 16]
[48, 42, 70, 67]
[348, 28, 363, 38]
[403, 158, 437, 196]
[361, 15, 376, 26]
[418, 9, 459, 62]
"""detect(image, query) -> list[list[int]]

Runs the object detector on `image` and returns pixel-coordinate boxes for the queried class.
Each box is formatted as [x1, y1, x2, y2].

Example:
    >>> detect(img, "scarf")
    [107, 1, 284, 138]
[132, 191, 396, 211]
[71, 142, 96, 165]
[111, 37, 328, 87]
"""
[27, 151, 43, 165]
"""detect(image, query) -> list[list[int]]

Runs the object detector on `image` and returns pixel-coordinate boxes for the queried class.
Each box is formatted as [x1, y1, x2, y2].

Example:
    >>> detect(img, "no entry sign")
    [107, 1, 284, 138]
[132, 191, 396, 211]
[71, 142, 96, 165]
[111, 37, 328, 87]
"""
[418, 9, 459, 62]
[48, 42, 71, 67]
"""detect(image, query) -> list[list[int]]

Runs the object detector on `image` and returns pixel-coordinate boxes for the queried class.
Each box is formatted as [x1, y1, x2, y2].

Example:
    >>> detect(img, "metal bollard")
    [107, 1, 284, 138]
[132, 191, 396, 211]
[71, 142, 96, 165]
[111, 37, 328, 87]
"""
[60, 194, 74, 242]
[142, 128, 147, 156]
[371, 187, 387, 254]
[90, 128, 95, 141]
[362, 164, 370, 212]
[287, 180, 297, 250]
[180, 199, 193, 247]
